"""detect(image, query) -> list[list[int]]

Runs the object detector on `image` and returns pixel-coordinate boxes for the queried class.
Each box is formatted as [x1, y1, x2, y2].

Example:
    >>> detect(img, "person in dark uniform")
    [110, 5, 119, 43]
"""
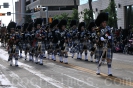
[95, 12, 113, 76]
[78, 22, 89, 61]
[34, 18, 45, 65]
[47, 25, 54, 59]
[27, 22, 35, 61]
[16, 25, 23, 58]
[50, 19, 60, 61]
[7, 22, 19, 66]
[23, 23, 29, 60]
[69, 20, 79, 59]
[58, 19, 69, 64]
[88, 22, 97, 62]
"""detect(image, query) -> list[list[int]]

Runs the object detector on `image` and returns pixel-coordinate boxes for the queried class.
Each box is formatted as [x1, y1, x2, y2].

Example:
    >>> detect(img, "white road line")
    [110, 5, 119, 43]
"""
[63, 74, 99, 88]
[0, 72, 12, 86]
[0, 63, 41, 88]
[0, 64, 23, 88]
[0, 48, 73, 88]
[50, 67, 99, 88]
[24, 67, 73, 88]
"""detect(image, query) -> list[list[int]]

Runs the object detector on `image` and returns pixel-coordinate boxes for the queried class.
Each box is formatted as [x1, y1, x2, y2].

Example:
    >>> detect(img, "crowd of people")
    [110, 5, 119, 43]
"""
[1, 12, 130, 76]
[112, 28, 133, 54]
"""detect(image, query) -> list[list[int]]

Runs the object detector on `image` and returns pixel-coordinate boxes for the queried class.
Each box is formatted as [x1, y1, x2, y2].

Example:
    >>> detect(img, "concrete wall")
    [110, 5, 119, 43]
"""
[15, 1, 22, 25]
[40, 0, 79, 6]
[26, 0, 79, 10]
[78, 0, 133, 29]
[15, 2, 19, 24]
[78, 0, 110, 22]
[21, 0, 26, 23]
[15, 0, 26, 25]
[26, 0, 79, 19]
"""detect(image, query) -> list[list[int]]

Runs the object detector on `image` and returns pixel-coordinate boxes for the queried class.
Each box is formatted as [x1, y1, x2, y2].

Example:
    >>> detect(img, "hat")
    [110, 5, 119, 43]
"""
[34, 18, 43, 28]
[16, 25, 21, 30]
[23, 23, 29, 31]
[88, 22, 96, 32]
[78, 22, 85, 32]
[70, 20, 77, 27]
[27, 22, 34, 32]
[7, 22, 16, 32]
[58, 19, 67, 29]
[95, 12, 108, 26]
[50, 19, 59, 28]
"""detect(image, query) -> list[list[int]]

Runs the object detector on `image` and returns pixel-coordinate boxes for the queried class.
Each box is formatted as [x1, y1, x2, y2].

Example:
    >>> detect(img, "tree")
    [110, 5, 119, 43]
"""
[88, 0, 94, 20]
[71, 9, 79, 22]
[24, 8, 32, 23]
[53, 13, 69, 20]
[83, 9, 93, 27]
[103, 0, 118, 28]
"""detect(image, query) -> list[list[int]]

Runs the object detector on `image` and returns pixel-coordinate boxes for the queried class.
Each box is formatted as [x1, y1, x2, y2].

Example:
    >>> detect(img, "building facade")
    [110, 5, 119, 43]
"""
[26, 0, 79, 24]
[78, 0, 133, 29]
[15, 0, 26, 25]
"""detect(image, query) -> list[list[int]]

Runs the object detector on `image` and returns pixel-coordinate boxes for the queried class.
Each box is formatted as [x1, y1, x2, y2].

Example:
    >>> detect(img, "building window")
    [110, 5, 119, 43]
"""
[131, 5, 133, 26]
[125, 5, 133, 28]
[127, 6, 129, 9]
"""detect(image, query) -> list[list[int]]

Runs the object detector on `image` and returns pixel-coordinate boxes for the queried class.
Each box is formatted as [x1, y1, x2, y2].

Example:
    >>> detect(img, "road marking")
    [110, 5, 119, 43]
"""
[0, 64, 26, 88]
[24, 67, 73, 88]
[0, 48, 73, 88]
[50, 66, 99, 88]
[0, 72, 12, 87]
[0, 47, 133, 87]
[52, 60, 133, 87]
[63, 73, 99, 88]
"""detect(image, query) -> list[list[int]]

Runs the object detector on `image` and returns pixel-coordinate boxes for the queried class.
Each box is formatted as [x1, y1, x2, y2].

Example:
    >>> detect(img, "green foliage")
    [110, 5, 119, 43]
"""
[53, 13, 69, 20]
[88, 0, 94, 20]
[53, 13, 70, 29]
[24, 8, 32, 23]
[83, 8, 93, 27]
[71, 8, 79, 20]
[103, 0, 117, 28]
[53, 9, 79, 28]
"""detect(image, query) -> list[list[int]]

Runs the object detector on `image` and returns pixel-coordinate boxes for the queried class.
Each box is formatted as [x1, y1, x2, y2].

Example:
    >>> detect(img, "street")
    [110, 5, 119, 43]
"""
[0, 46, 133, 88]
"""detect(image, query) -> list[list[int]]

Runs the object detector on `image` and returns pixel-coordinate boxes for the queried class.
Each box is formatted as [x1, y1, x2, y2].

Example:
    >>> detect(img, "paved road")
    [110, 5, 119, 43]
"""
[0, 46, 133, 88]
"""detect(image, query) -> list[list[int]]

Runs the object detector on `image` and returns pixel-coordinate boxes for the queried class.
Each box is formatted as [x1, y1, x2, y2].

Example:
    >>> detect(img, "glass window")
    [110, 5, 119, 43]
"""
[125, 5, 132, 28]
[131, 5, 133, 26]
